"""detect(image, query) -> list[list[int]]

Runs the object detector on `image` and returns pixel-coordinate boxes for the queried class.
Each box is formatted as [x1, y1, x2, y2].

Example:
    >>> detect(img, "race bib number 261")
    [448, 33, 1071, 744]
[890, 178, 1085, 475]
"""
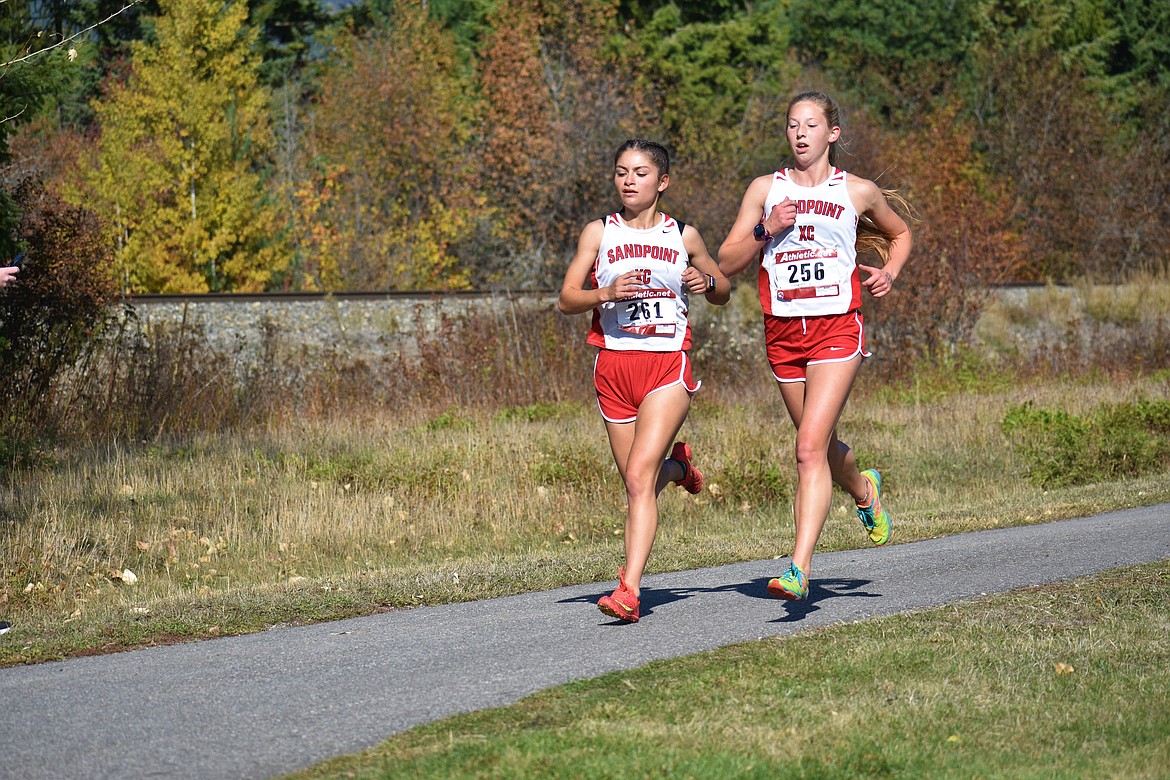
[618, 289, 678, 336]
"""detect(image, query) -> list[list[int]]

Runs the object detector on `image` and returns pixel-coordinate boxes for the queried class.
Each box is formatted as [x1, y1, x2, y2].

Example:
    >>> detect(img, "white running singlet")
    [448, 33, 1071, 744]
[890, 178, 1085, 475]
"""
[758, 168, 861, 317]
[589, 212, 692, 352]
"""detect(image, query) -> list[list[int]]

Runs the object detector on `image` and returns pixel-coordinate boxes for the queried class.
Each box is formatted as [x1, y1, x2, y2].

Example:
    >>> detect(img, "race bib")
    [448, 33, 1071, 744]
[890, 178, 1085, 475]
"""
[771, 247, 842, 302]
[618, 289, 678, 336]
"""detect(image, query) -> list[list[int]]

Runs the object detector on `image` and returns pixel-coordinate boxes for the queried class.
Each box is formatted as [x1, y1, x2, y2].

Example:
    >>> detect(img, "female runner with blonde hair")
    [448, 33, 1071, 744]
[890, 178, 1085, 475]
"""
[718, 92, 912, 601]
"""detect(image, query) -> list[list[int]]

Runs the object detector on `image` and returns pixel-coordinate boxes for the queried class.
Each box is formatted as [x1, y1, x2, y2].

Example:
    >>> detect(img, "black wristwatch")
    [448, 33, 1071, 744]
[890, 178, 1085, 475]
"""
[753, 222, 772, 242]
[706, 274, 716, 293]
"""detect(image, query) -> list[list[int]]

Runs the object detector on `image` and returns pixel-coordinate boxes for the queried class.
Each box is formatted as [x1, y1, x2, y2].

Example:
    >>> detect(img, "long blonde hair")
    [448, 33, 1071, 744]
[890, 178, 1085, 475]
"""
[857, 190, 913, 265]
[787, 91, 912, 265]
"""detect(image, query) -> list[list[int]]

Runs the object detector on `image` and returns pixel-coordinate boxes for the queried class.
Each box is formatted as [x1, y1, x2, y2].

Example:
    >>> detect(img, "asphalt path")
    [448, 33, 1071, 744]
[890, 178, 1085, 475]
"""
[3, 505, 1169, 780]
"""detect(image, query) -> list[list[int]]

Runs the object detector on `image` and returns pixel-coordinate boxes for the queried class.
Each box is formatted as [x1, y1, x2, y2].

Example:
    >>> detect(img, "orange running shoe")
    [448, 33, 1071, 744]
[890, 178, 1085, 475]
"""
[598, 568, 640, 623]
[670, 441, 704, 494]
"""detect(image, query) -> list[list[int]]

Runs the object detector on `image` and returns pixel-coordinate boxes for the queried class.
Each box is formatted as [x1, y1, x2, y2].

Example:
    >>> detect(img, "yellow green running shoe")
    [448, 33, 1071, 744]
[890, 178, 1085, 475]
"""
[856, 469, 891, 545]
[767, 562, 809, 601]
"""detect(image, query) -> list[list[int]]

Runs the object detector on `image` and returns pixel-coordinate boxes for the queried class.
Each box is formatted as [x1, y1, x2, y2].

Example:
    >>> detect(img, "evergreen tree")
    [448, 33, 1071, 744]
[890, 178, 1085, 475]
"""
[0, 2, 84, 257]
[251, 0, 328, 86]
[789, 0, 980, 115]
[622, 1, 795, 239]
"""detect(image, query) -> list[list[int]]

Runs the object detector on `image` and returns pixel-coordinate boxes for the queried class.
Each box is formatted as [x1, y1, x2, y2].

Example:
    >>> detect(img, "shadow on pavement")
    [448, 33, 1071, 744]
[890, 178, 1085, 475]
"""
[757, 577, 882, 622]
[558, 575, 879, 623]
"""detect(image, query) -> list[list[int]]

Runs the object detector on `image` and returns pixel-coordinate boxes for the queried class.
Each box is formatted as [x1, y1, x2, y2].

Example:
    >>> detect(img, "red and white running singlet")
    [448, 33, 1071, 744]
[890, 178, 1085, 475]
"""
[758, 168, 861, 317]
[588, 213, 692, 352]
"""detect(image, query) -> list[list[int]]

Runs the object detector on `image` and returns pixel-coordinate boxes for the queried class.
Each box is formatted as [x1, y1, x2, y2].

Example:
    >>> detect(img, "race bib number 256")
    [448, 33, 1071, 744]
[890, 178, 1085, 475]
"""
[773, 247, 841, 301]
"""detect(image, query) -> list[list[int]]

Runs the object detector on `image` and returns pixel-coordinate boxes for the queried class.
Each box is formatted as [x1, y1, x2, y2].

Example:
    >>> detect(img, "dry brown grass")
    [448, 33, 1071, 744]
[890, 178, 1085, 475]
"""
[4, 366, 1170, 664]
[4, 281, 1170, 663]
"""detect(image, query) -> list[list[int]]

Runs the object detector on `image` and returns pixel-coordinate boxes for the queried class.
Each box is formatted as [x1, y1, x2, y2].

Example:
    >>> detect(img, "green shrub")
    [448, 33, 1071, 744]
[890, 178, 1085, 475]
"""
[529, 443, 610, 487]
[1002, 399, 1170, 487]
[711, 452, 792, 505]
[422, 410, 474, 432]
[495, 402, 573, 423]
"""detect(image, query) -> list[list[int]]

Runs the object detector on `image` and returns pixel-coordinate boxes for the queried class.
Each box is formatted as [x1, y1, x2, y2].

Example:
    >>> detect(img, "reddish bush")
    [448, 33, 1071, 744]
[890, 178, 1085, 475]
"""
[858, 104, 1028, 372]
[0, 176, 118, 457]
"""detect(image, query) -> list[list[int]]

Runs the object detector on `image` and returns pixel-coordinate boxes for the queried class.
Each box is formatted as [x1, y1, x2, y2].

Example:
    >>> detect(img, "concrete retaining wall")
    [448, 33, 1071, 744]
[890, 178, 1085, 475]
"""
[122, 293, 560, 362]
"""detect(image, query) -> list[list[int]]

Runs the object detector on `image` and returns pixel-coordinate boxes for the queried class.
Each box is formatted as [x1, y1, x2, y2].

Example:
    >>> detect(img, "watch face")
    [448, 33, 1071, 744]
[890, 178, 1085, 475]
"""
[753, 223, 766, 240]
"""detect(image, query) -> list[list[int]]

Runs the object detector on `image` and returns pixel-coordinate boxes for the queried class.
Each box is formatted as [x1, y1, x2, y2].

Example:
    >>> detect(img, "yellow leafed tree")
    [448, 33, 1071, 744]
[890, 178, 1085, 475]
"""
[85, 0, 288, 293]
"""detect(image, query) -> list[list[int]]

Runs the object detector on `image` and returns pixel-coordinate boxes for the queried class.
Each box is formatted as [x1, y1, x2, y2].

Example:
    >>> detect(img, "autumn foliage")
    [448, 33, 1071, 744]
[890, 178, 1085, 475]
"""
[296, 1, 479, 290]
[4, 0, 1168, 299]
[476, 0, 638, 286]
[858, 104, 1028, 365]
[79, 0, 286, 293]
[0, 177, 118, 457]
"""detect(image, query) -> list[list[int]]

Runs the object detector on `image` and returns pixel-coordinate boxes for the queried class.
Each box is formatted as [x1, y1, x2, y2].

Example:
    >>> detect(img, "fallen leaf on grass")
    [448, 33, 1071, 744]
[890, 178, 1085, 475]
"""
[1054, 662, 1075, 676]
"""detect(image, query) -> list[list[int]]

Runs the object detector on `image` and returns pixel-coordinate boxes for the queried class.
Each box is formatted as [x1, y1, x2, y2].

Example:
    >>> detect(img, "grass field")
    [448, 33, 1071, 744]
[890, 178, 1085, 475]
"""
[284, 560, 1170, 779]
[3, 283, 1170, 776]
[2, 368, 1169, 666]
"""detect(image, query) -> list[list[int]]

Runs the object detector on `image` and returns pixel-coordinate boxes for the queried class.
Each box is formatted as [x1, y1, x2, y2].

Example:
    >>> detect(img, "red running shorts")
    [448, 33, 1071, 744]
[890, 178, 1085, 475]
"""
[764, 310, 871, 382]
[593, 349, 699, 423]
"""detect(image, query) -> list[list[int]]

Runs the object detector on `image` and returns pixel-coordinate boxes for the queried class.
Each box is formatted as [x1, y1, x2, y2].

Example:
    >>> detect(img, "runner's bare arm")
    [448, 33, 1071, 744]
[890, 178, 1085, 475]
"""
[558, 220, 639, 314]
[681, 225, 730, 305]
